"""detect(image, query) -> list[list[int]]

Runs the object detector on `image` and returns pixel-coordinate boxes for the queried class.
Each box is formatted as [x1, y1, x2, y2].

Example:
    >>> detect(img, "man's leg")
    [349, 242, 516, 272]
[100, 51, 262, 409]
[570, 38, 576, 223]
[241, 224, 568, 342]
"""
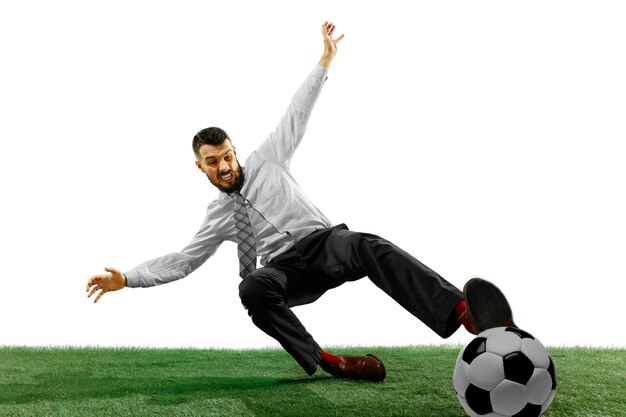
[294, 226, 464, 338]
[238, 263, 329, 376]
[244, 225, 517, 380]
[238, 255, 386, 381]
[297, 226, 517, 337]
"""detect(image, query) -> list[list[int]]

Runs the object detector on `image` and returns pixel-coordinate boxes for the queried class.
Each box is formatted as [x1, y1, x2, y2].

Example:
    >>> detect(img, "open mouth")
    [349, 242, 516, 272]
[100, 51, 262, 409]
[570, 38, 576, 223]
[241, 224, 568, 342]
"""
[220, 171, 233, 181]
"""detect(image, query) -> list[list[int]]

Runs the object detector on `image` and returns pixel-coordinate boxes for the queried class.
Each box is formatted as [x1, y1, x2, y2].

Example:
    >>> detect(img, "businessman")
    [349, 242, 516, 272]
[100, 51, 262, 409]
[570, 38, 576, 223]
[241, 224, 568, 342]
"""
[87, 22, 516, 382]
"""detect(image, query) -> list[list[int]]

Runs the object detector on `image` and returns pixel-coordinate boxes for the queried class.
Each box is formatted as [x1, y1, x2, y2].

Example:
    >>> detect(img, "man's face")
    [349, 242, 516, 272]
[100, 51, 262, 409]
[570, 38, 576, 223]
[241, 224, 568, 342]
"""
[195, 140, 243, 193]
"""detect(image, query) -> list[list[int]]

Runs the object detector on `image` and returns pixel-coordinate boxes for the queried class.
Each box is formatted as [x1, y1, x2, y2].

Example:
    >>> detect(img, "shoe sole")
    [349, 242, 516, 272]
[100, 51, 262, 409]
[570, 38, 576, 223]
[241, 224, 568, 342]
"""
[463, 278, 515, 332]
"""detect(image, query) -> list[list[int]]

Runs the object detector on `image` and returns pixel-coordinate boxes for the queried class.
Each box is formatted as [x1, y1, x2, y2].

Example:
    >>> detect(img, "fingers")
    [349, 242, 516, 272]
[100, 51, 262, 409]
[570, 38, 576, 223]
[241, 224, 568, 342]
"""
[322, 22, 335, 36]
[321, 21, 343, 43]
[87, 282, 107, 303]
[321, 21, 329, 38]
[86, 275, 103, 291]
[86, 270, 111, 303]
[94, 290, 105, 304]
[87, 285, 101, 299]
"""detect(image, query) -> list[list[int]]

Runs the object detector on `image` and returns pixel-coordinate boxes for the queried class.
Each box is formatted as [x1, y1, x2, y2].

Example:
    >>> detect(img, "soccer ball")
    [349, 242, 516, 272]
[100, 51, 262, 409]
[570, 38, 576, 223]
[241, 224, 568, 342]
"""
[453, 327, 557, 417]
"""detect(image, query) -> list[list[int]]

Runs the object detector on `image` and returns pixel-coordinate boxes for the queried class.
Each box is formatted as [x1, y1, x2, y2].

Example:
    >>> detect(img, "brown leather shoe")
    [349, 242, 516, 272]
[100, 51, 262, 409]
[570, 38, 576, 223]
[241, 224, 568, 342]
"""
[463, 277, 517, 334]
[319, 354, 386, 382]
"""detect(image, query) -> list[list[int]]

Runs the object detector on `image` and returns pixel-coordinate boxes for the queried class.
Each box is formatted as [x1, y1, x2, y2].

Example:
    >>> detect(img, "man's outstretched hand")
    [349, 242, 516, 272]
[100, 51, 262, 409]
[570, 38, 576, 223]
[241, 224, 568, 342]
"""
[319, 21, 344, 69]
[86, 267, 126, 303]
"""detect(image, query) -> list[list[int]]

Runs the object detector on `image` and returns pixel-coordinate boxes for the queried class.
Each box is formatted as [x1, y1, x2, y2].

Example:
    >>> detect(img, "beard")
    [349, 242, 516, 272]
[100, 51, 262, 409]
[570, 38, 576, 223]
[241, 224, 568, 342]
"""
[208, 163, 246, 193]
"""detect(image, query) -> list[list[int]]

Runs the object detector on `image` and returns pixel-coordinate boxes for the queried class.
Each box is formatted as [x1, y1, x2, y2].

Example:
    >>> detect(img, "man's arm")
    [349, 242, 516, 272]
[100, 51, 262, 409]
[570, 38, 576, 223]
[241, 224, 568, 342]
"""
[86, 238, 221, 303]
[256, 22, 344, 167]
[85, 199, 230, 303]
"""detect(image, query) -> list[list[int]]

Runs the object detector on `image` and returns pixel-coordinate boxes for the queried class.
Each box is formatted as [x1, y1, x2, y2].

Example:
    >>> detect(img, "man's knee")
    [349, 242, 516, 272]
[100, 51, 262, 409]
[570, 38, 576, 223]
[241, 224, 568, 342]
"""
[238, 268, 286, 310]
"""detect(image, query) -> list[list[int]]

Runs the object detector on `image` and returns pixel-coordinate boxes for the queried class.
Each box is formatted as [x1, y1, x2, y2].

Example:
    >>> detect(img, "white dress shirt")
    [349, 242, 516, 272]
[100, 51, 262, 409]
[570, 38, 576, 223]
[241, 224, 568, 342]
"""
[126, 65, 333, 288]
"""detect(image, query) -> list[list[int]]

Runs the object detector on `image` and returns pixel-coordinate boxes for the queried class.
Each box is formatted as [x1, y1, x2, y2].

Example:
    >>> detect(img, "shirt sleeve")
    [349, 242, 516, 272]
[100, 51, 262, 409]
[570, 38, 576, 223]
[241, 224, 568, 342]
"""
[124, 199, 231, 288]
[256, 64, 328, 168]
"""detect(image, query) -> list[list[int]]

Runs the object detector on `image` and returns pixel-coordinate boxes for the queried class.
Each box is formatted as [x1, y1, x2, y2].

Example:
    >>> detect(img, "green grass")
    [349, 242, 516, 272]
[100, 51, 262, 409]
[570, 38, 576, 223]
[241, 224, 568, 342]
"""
[0, 346, 624, 416]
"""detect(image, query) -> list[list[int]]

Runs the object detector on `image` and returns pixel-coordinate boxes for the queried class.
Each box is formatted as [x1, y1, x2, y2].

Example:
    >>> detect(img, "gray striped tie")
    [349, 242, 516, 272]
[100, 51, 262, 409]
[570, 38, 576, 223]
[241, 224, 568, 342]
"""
[233, 193, 257, 278]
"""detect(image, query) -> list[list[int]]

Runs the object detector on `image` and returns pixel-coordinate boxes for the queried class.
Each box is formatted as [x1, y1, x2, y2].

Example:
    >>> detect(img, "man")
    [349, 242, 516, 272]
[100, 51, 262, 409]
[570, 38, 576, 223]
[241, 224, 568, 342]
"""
[86, 22, 516, 382]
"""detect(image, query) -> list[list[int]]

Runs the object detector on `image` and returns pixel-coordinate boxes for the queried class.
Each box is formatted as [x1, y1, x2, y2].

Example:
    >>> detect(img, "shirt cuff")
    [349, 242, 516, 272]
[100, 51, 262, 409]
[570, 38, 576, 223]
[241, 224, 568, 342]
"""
[124, 269, 142, 288]
[313, 64, 329, 82]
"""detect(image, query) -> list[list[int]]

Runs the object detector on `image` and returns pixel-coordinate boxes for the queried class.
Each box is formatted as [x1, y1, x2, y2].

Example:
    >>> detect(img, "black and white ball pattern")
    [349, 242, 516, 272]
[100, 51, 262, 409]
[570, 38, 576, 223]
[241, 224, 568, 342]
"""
[454, 327, 557, 417]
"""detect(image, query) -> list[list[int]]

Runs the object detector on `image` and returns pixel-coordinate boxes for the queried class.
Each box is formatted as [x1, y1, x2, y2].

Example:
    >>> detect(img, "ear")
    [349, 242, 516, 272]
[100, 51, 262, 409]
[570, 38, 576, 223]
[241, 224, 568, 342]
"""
[232, 145, 237, 156]
[195, 159, 204, 173]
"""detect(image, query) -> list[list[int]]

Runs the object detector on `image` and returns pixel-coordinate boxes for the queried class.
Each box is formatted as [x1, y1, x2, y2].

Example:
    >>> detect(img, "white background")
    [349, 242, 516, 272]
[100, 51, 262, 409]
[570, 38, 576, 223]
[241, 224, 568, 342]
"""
[1, 1, 625, 350]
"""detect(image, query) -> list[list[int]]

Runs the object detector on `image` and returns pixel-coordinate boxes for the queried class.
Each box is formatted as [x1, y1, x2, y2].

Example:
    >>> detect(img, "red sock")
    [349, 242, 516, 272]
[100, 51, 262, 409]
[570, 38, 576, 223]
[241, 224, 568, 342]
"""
[455, 299, 467, 319]
[321, 350, 340, 365]
[456, 299, 474, 333]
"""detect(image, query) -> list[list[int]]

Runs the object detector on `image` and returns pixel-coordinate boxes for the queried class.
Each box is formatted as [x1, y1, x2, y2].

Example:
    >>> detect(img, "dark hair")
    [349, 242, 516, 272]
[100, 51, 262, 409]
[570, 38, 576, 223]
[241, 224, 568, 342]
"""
[192, 127, 230, 158]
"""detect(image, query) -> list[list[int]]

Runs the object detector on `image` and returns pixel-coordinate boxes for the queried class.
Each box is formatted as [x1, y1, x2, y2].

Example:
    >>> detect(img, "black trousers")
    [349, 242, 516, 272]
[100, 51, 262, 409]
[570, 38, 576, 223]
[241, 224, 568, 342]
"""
[238, 224, 463, 375]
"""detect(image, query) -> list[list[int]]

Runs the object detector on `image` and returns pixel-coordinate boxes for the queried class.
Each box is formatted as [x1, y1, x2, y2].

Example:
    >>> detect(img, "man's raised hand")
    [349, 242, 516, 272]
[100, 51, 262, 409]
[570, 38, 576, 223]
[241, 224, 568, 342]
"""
[319, 21, 344, 69]
[86, 267, 126, 303]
